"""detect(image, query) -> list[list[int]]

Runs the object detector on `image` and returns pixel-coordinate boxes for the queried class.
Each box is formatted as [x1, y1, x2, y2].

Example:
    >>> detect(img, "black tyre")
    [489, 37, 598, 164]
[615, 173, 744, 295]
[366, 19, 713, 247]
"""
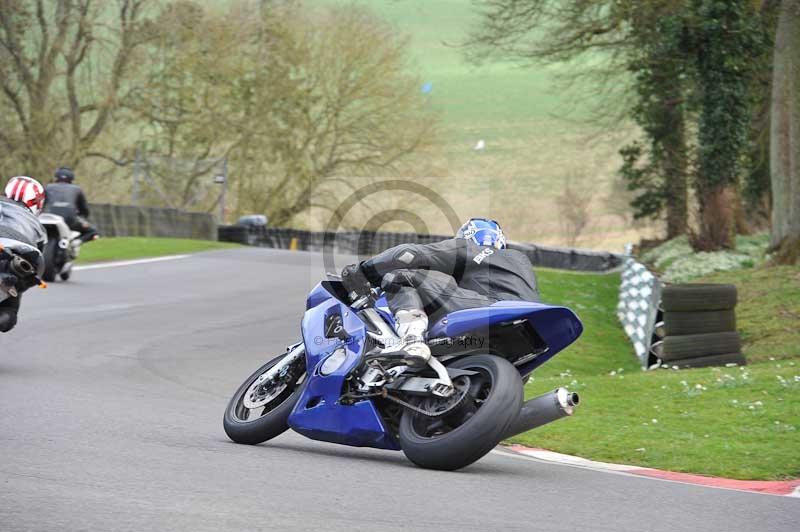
[42, 238, 59, 282]
[661, 284, 737, 312]
[223, 352, 306, 445]
[661, 332, 741, 362]
[667, 352, 746, 369]
[664, 309, 736, 336]
[398, 354, 523, 471]
[59, 270, 71, 281]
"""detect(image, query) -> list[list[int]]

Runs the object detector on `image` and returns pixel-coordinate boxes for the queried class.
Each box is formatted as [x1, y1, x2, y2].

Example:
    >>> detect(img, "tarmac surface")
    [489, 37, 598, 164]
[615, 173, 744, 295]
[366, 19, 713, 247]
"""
[1, 247, 797, 531]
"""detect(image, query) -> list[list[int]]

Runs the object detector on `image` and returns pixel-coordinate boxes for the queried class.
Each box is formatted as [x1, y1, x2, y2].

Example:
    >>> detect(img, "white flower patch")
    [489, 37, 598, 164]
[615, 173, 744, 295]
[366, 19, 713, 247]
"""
[662, 252, 756, 283]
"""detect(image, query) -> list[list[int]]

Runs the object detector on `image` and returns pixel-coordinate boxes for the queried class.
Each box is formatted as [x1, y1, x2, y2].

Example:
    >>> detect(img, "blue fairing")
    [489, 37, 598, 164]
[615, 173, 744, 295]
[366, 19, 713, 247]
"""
[289, 283, 400, 450]
[429, 301, 583, 374]
[289, 283, 582, 450]
[306, 282, 334, 310]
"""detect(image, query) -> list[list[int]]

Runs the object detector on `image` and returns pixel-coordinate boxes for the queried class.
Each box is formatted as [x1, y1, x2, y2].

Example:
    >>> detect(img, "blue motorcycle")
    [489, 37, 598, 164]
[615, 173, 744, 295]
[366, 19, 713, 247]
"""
[223, 275, 583, 470]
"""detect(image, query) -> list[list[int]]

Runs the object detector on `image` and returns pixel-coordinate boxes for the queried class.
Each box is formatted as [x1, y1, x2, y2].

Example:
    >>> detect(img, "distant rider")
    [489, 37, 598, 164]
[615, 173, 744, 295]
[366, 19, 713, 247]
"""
[0, 176, 47, 333]
[341, 218, 540, 366]
[43, 167, 98, 243]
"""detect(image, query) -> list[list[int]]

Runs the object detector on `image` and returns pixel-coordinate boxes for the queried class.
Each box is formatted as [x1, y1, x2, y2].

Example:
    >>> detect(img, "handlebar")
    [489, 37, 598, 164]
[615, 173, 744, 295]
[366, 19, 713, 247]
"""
[349, 287, 382, 310]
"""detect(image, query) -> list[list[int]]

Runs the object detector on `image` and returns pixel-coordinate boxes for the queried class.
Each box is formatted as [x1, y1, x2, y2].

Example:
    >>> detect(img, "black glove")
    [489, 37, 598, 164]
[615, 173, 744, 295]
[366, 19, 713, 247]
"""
[341, 263, 372, 302]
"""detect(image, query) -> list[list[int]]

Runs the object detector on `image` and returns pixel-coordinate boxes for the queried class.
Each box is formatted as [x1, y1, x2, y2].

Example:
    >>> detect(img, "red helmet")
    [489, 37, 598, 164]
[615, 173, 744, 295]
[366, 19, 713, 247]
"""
[4, 176, 46, 216]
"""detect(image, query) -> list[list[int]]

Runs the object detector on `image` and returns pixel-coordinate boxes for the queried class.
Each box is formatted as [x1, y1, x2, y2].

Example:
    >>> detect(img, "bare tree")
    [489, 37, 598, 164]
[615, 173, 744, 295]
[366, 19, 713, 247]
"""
[124, 1, 258, 211]
[0, 0, 153, 180]
[234, 5, 437, 225]
[123, 2, 435, 223]
[769, 0, 800, 264]
[556, 175, 593, 246]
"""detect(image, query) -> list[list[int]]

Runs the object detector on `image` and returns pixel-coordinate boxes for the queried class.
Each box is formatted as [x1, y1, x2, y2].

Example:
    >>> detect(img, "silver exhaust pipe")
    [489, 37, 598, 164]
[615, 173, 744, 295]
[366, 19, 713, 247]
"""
[502, 387, 580, 440]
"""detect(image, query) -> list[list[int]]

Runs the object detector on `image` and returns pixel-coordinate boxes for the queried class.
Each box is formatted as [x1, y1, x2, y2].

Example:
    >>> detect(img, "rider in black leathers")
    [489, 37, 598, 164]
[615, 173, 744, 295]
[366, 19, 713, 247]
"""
[43, 167, 98, 243]
[0, 178, 47, 333]
[341, 218, 539, 366]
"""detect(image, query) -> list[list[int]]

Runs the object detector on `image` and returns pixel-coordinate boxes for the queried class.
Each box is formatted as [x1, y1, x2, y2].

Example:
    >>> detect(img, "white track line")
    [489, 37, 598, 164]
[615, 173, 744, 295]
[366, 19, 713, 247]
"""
[74, 254, 190, 271]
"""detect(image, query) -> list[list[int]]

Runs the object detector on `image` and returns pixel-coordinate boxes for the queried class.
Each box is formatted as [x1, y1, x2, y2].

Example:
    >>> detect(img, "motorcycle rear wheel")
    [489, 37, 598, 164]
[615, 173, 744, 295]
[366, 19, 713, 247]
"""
[223, 352, 306, 445]
[42, 238, 59, 282]
[398, 354, 522, 471]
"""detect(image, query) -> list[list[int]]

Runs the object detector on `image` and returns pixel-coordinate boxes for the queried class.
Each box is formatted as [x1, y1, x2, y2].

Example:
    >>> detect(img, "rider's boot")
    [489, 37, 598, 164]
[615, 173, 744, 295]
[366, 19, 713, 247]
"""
[391, 309, 431, 367]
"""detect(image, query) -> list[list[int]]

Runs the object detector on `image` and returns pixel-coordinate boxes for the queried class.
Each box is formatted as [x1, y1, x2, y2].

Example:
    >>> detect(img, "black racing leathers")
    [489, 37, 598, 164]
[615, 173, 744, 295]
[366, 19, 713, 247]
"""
[0, 198, 46, 332]
[0, 198, 46, 249]
[44, 182, 97, 242]
[355, 238, 540, 322]
[44, 182, 89, 219]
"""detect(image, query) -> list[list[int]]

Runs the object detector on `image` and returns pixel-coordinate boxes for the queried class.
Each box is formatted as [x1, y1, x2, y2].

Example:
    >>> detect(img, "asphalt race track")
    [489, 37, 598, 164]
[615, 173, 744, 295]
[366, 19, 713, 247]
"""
[1, 248, 797, 531]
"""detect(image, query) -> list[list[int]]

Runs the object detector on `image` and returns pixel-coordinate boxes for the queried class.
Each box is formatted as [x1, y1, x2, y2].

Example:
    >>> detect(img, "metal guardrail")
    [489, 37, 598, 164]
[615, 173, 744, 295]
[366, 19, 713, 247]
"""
[89, 203, 217, 241]
[217, 225, 625, 272]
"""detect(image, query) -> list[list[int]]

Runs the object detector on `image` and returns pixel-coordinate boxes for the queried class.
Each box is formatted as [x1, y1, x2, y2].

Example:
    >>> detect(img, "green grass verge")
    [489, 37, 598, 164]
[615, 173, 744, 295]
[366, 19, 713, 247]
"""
[535, 269, 639, 378]
[700, 266, 800, 364]
[511, 266, 800, 480]
[515, 361, 799, 480]
[76, 237, 240, 263]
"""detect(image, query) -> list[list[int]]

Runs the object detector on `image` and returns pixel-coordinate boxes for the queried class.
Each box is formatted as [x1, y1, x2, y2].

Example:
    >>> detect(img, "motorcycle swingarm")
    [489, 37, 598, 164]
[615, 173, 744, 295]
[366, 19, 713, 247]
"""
[385, 367, 476, 395]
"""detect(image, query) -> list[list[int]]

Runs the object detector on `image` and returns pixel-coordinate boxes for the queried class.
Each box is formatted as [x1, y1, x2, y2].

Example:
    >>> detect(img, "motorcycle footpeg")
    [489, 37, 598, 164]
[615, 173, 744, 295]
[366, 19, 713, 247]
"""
[430, 382, 455, 398]
[0, 283, 18, 299]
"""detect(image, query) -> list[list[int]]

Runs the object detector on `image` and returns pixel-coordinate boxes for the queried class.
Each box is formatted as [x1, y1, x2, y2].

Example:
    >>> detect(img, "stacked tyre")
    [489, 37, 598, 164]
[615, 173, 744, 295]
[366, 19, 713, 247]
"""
[655, 284, 746, 369]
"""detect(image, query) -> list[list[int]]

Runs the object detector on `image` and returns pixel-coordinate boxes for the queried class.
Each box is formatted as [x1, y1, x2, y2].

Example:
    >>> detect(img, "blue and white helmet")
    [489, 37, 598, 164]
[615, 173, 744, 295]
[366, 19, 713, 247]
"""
[456, 218, 507, 249]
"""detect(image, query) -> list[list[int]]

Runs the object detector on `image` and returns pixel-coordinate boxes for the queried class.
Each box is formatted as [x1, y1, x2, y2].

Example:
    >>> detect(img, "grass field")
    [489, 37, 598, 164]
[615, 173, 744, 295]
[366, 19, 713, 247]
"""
[76, 237, 240, 263]
[312, 0, 651, 249]
[511, 266, 800, 480]
[701, 266, 800, 364]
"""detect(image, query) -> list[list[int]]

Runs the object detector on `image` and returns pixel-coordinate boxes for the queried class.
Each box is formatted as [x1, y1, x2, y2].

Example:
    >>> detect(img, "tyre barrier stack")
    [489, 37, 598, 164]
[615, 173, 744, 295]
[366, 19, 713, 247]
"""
[653, 284, 746, 369]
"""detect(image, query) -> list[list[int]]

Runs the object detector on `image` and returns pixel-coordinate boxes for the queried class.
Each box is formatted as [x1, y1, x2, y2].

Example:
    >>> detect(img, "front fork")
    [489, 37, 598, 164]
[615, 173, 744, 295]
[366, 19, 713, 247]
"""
[256, 343, 305, 386]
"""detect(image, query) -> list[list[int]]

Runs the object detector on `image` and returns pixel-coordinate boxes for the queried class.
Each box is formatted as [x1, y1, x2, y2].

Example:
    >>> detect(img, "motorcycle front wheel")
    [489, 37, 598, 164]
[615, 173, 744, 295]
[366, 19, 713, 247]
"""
[223, 352, 306, 445]
[398, 354, 522, 471]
